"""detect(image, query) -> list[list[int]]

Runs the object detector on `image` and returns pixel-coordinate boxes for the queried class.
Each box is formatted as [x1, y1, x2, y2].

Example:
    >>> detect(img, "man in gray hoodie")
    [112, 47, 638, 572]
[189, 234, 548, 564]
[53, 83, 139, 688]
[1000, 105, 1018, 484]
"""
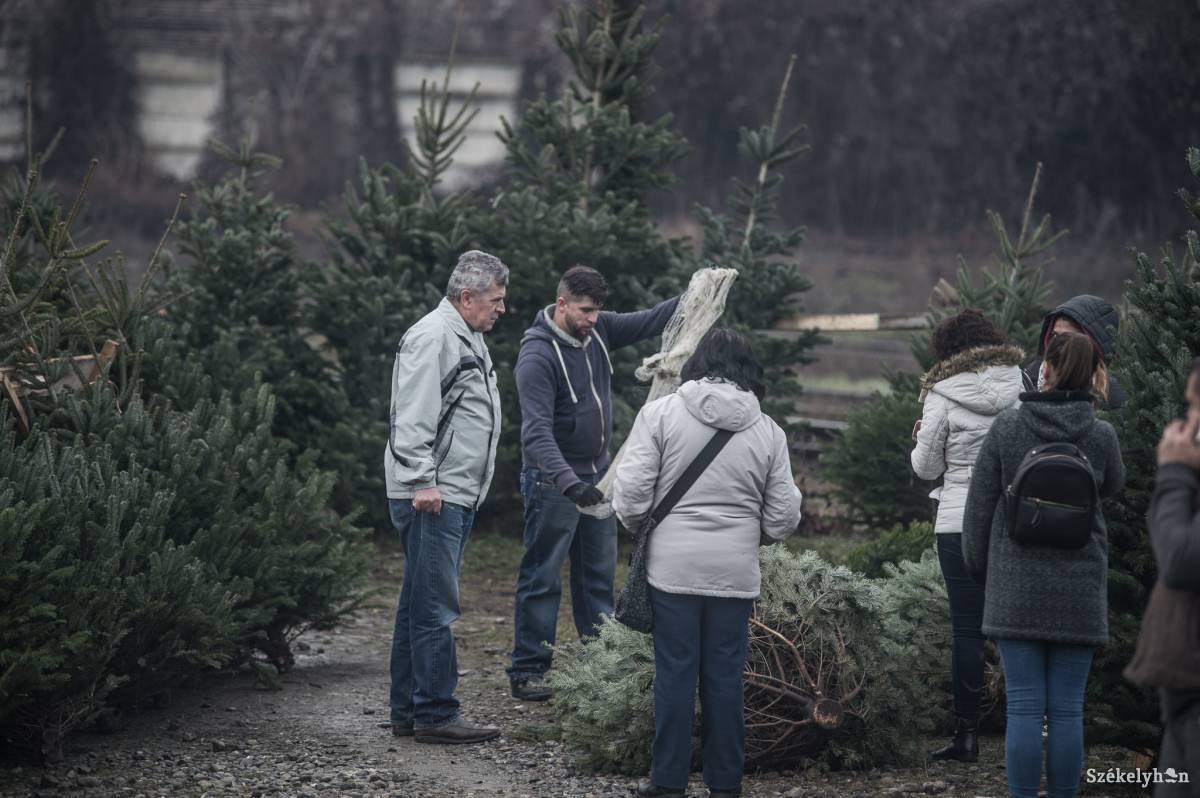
[507, 265, 678, 700]
[385, 250, 507, 745]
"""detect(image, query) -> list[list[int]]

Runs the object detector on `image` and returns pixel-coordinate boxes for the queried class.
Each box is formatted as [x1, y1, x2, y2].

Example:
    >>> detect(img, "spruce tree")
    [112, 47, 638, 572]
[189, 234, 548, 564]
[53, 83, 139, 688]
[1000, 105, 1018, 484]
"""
[1090, 148, 1200, 749]
[481, 1, 691, 471]
[313, 30, 482, 531]
[690, 54, 820, 425]
[823, 168, 1060, 529]
[2, 127, 368, 758]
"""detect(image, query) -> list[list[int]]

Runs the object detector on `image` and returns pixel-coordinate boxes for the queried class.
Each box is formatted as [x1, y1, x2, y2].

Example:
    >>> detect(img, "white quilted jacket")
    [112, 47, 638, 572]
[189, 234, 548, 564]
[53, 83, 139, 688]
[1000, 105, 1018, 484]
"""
[910, 351, 1023, 534]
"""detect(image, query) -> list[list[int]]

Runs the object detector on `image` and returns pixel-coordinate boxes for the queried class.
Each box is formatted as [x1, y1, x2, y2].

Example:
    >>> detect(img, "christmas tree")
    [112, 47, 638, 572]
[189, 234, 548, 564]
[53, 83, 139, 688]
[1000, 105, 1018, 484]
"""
[824, 167, 1060, 529]
[1090, 147, 1200, 750]
[313, 18, 483, 531]
[480, 1, 691, 479]
[1, 119, 368, 759]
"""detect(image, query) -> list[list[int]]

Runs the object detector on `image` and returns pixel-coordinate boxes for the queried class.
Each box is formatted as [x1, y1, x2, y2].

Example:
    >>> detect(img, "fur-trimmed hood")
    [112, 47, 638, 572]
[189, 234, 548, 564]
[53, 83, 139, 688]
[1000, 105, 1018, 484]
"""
[920, 344, 1026, 394]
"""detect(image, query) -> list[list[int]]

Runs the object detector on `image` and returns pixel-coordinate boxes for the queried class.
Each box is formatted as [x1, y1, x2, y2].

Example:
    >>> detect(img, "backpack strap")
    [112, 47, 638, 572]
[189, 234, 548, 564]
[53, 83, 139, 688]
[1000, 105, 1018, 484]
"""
[645, 429, 735, 531]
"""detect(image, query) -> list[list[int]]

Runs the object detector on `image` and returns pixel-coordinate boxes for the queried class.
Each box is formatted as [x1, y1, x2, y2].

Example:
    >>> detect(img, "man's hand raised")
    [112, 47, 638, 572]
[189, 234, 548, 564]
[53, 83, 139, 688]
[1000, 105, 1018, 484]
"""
[1156, 412, 1200, 470]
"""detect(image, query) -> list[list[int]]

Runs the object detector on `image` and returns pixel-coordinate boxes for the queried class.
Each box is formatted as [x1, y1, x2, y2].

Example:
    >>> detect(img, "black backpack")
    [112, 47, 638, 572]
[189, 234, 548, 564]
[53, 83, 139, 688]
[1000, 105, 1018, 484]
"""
[1005, 441, 1099, 549]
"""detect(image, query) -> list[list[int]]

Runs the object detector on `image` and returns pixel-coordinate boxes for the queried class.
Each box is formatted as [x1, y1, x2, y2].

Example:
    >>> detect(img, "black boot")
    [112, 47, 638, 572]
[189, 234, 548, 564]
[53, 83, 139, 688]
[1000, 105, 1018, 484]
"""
[929, 718, 978, 762]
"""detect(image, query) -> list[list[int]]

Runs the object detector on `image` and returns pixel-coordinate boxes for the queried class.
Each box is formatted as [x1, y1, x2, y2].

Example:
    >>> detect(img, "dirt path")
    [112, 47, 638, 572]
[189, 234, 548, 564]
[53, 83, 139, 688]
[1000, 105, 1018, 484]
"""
[0, 535, 1143, 797]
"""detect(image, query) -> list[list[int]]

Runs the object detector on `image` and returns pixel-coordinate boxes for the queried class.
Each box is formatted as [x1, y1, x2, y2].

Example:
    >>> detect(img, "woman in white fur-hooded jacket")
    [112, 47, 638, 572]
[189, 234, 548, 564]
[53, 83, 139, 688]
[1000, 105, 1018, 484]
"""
[910, 309, 1023, 763]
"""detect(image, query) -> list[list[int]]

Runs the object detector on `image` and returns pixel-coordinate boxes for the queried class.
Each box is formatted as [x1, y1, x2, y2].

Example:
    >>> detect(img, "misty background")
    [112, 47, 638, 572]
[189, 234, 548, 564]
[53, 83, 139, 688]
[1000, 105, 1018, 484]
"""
[2, 0, 1197, 319]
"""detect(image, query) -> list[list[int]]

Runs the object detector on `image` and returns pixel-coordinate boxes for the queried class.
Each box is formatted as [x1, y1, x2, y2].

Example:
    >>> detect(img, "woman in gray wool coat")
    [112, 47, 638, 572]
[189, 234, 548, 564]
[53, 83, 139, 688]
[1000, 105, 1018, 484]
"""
[962, 331, 1125, 798]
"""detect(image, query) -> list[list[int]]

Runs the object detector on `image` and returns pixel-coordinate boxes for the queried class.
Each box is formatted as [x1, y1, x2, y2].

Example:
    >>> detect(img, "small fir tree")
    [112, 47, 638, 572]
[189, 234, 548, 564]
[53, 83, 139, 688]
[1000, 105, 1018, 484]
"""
[823, 167, 1060, 528]
[1090, 147, 1200, 750]
[313, 24, 482, 531]
[1, 128, 368, 759]
[481, 1, 691, 476]
[691, 54, 821, 425]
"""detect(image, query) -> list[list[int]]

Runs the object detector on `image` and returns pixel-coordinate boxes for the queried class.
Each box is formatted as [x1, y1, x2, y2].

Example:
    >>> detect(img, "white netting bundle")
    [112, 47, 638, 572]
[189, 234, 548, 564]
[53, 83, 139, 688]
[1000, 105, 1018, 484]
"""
[593, 267, 739, 502]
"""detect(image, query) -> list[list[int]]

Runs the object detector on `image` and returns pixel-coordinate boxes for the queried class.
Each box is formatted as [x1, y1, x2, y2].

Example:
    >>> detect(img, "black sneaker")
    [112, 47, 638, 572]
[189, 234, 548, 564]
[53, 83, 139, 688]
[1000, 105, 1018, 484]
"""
[634, 780, 685, 797]
[510, 679, 554, 702]
[391, 723, 414, 737]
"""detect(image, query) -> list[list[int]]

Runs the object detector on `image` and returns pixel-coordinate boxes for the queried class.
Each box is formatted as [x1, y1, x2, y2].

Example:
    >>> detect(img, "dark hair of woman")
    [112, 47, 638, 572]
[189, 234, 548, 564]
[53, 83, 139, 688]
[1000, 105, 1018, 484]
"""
[931, 309, 1008, 362]
[680, 327, 767, 401]
[1045, 331, 1109, 400]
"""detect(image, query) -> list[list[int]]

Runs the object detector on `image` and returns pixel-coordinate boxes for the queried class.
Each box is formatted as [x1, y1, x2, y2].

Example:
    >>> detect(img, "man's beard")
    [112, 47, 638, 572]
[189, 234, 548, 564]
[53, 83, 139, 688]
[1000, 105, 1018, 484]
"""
[566, 319, 589, 340]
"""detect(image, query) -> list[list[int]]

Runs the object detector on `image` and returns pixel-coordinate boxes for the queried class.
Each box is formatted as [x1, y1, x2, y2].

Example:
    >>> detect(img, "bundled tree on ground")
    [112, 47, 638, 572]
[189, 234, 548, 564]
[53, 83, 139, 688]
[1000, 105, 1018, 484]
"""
[550, 547, 974, 774]
[823, 167, 1061, 529]
[1091, 147, 1200, 750]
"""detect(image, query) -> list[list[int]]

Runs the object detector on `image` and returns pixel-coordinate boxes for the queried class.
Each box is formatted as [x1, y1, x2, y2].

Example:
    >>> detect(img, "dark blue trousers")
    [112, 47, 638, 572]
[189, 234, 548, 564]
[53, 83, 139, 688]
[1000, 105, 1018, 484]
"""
[649, 586, 754, 793]
[937, 532, 986, 723]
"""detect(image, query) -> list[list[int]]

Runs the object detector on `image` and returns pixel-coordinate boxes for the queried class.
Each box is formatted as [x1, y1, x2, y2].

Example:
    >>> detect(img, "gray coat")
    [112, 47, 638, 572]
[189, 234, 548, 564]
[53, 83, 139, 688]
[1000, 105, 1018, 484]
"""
[611, 379, 802, 599]
[383, 298, 502, 509]
[962, 391, 1125, 646]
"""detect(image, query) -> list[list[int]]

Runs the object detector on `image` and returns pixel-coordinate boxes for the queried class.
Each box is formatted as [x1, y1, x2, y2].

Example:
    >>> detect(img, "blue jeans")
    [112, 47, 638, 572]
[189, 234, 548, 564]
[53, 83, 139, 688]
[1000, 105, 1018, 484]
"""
[388, 498, 475, 729]
[937, 533, 986, 723]
[507, 466, 617, 683]
[649, 587, 754, 793]
[996, 638, 1095, 798]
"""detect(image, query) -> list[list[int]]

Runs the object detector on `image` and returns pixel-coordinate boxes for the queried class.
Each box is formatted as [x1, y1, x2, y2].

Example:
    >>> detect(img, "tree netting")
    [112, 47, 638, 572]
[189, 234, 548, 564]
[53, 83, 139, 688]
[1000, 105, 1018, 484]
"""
[595, 266, 740, 501]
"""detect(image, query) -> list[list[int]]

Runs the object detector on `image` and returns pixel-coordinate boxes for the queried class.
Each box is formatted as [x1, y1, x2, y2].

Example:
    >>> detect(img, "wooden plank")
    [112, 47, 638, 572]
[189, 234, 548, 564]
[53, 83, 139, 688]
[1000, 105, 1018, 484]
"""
[1, 341, 119, 435]
[774, 312, 929, 332]
[785, 415, 849, 432]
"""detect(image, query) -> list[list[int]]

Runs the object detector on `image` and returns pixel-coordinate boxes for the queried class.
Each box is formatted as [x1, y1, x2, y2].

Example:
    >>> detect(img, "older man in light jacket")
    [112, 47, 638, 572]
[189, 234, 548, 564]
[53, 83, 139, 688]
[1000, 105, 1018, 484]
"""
[385, 250, 507, 745]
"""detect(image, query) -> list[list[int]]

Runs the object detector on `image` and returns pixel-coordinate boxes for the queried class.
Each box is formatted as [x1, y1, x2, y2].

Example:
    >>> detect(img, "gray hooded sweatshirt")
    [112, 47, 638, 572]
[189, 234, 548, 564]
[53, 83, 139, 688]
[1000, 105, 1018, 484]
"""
[612, 379, 802, 599]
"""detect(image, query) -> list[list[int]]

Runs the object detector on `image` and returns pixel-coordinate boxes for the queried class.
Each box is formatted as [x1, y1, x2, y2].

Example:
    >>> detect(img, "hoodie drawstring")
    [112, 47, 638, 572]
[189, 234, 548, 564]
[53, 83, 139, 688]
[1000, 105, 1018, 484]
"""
[593, 333, 614, 375]
[552, 340, 579, 404]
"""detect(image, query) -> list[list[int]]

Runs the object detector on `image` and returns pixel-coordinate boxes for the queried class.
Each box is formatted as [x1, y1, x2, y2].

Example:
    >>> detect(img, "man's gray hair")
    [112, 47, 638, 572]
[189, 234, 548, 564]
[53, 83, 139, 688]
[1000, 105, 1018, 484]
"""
[446, 250, 509, 302]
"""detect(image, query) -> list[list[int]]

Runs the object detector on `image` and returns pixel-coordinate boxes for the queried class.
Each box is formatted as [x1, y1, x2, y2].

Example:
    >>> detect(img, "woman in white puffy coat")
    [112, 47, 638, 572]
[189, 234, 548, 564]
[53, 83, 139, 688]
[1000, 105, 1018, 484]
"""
[911, 309, 1024, 762]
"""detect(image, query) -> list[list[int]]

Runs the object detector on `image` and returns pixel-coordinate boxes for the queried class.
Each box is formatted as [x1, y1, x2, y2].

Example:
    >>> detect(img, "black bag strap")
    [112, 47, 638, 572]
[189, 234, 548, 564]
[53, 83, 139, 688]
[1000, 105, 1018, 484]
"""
[644, 428, 735, 532]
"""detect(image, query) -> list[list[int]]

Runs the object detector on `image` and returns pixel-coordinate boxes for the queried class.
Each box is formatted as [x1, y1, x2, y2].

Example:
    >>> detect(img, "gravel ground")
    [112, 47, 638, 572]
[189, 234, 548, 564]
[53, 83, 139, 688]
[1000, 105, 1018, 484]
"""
[0, 536, 1148, 797]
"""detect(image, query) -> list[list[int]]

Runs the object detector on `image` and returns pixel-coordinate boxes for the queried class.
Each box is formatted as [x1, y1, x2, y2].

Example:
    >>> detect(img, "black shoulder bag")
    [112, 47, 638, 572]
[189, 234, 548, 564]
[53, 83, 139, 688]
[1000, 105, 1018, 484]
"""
[613, 428, 735, 633]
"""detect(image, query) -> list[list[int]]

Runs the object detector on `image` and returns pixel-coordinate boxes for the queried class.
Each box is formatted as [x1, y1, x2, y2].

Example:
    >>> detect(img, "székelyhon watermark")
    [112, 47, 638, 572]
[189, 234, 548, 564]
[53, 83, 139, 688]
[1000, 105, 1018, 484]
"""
[1086, 767, 1190, 789]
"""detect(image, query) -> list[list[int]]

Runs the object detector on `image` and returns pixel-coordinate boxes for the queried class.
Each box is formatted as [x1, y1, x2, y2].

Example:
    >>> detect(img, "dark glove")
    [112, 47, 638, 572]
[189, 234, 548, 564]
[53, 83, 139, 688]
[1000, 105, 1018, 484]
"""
[565, 483, 605, 508]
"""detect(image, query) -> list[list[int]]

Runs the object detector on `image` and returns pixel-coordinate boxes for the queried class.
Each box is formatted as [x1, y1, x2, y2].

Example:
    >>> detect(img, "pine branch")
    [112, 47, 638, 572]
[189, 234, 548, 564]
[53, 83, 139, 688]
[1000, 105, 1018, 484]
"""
[580, 0, 614, 214]
[1, 168, 38, 302]
[742, 54, 797, 252]
[405, 0, 480, 203]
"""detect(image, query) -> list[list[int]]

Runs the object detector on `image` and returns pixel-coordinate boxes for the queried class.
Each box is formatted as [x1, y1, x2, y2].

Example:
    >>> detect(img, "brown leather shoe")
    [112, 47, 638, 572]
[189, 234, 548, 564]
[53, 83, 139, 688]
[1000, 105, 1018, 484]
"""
[414, 716, 501, 745]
